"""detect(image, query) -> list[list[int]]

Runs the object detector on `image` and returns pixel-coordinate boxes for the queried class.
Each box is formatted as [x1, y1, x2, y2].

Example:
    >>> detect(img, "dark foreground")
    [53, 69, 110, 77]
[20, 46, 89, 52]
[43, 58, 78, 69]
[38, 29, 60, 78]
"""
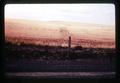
[4, 42, 116, 78]
[4, 59, 116, 78]
[5, 72, 115, 79]
[5, 59, 115, 72]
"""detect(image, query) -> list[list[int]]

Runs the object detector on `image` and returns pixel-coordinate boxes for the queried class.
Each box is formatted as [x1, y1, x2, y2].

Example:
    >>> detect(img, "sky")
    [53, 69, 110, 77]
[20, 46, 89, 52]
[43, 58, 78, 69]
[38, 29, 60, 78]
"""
[5, 4, 115, 26]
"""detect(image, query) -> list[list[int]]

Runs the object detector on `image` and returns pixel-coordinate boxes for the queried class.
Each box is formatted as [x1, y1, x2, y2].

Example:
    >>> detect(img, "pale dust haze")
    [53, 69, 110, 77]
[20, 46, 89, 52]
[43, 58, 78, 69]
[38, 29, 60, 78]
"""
[5, 18, 115, 48]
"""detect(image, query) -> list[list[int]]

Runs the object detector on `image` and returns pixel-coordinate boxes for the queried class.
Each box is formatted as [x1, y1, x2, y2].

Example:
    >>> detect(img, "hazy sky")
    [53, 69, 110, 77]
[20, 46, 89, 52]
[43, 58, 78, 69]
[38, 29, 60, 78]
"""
[5, 4, 115, 26]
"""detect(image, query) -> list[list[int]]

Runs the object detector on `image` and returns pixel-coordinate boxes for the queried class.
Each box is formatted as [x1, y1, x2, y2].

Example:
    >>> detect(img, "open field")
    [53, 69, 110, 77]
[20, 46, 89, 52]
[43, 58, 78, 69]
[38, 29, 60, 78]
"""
[4, 41, 116, 78]
[4, 19, 116, 78]
[5, 19, 115, 48]
[4, 41, 116, 60]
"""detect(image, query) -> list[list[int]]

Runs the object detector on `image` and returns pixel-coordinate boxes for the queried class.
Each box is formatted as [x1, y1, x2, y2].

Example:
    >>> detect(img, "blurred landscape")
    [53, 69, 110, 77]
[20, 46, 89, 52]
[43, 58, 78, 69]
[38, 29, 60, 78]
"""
[5, 18, 115, 48]
[4, 18, 116, 78]
[5, 38, 116, 60]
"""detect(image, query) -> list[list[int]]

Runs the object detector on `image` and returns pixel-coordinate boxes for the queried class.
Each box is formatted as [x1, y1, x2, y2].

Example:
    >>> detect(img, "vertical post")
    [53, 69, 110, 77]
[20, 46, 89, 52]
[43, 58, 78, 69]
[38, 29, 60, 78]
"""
[69, 36, 71, 50]
[68, 36, 71, 57]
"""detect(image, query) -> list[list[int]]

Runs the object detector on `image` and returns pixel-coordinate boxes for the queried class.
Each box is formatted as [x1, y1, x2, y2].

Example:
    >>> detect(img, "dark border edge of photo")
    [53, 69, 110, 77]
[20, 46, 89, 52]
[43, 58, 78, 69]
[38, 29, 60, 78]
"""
[0, 0, 119, 83]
